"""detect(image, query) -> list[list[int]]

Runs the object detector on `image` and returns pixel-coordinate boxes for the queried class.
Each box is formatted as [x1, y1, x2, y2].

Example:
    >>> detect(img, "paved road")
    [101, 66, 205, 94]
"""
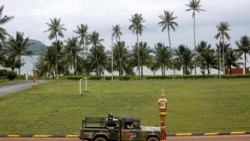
[0, 135, 250, 141]
[0, 80, 49, 96]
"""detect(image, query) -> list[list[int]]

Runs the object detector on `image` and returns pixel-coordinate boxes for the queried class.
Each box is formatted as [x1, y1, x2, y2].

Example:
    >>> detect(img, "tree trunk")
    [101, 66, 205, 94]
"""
[136, 34, 140, 77]
[193, 13, 197, 76]
[141, 65, 143, 77]
[207, 66, 210, 75]
[94, 45, 100, 76]
[168, 27, 174, 76]
[244, 52, 247, 71]
[111, 38, 113, 80]
[74, 55, 76, 76]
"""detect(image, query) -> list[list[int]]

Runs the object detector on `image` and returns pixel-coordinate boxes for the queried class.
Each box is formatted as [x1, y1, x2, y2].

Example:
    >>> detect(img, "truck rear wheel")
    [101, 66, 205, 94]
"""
[147, 137, 159, 141]
[94, 137, 107, 141]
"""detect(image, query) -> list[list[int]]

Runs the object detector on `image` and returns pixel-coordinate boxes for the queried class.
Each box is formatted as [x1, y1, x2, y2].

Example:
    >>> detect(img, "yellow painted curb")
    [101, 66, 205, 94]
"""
[33, 135, 51, 138]
[176, 133, 192, 136]
[204, 132, 218, 136]
[8, 135, 20, 137]
[66, 134, 79, 138]
[230, 132, 245, 135]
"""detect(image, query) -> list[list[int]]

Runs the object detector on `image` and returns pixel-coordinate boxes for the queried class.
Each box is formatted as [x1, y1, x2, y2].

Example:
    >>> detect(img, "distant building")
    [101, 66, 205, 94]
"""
[225, 68, 245, 75]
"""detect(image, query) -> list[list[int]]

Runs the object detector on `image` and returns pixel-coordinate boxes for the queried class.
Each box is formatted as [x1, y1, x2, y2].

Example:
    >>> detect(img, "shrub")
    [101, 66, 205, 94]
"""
[66, 74, 250, 81]
[67, 76, 81, 80]
[119, 76, 130, 81]
[145, 75, 172, 80]
[88, 76, 102, 80]
[0, 69, 8, 78]
[7, 71, 17, 80]
[105, 76, 112, 80]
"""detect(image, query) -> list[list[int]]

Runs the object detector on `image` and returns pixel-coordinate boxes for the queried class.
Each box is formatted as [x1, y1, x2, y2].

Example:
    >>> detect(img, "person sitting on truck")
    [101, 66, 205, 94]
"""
[108, 113, 113, 120]
[106, 113, 117, 129]
[126, 122, 133, 129]
[106, 113, 118, 121]
[132, 122, 139, 129]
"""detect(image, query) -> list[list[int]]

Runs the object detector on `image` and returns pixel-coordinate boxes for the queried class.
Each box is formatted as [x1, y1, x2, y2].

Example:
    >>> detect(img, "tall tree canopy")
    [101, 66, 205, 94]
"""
[0, 5, 14, 42]
[129, 13, 145, 77]
[3, 32, 33, 74]
[235, 35, 250, 71]
[215, 21, 231, 75]
[44, 17, 66, 41]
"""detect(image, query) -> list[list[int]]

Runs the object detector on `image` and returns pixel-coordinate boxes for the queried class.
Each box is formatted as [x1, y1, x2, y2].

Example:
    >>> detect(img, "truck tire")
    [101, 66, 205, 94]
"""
[94, 137, 107, 141]
[147, 137, 159, 141]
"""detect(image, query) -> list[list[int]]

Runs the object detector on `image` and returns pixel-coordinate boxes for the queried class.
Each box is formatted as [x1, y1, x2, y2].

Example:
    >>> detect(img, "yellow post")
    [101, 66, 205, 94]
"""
[158, 89, 167, 141]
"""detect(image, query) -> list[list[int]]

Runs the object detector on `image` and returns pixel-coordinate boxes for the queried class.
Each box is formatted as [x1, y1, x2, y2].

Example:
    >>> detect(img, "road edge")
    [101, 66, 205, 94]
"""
[0, 131, 250, 138]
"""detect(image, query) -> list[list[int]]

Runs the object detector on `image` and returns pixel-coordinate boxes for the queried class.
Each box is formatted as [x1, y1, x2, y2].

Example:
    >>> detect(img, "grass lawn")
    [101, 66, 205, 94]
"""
[0, 79, 21, 85]
[0, 79, 250, 135]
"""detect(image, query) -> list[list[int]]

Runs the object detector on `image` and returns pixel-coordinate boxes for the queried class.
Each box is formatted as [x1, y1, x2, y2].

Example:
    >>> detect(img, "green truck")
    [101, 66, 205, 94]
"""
[80, 114, 161, 141]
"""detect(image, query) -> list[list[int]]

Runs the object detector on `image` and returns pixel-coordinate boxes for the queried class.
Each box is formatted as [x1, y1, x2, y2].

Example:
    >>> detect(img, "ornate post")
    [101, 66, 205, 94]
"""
[32, 65, 37, 87]
[158, 89, 167, 141]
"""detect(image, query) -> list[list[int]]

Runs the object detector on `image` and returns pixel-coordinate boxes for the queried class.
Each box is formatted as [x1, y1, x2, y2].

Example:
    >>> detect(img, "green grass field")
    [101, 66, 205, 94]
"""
[0, 79, 250, 135]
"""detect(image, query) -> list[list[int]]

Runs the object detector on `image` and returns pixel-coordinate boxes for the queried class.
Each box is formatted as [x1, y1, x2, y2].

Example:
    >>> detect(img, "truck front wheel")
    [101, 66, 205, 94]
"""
[147, 137, 159, 141]
[94, 137, 107, 141]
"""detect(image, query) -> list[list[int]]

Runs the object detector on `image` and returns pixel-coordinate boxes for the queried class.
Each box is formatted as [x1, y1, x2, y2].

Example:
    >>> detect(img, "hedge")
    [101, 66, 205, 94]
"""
[0, 69, 8, 77]
[66, 74, 250, 81]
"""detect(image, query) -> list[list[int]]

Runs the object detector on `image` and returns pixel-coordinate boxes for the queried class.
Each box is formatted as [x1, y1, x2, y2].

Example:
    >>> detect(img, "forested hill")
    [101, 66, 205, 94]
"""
[28, 39, 46, 55]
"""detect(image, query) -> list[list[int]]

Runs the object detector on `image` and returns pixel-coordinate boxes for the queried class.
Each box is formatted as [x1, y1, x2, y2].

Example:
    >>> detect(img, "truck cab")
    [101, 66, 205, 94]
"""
[80, 114, 160, 141]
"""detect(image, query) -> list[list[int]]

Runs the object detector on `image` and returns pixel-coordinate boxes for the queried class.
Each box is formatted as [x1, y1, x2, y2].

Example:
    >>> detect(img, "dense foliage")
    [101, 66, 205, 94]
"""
[0, 2, 250, 79]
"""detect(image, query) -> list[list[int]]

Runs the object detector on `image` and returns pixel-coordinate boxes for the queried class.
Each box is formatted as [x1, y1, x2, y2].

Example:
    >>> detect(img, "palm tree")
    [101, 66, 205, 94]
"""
[113, 41, 129, 76]
[111, 24, 122, 79]
[149, 56, 160, 76]
[65, 37, 83, 75]
[216, 41, 231, 77]
[129, 42, 151, 77]
[225, 48, 243, 75]
[38, 43, 68, 78]
[138, 42, 151, 77]
[0, 5, 14, 42]
[44, 17, 66, 41]
[74, 24, 89, 57]
[0, 43, 6, 66]
[186, 0, 205, 75]
[214, 21, 231, 76]
[112, 25, 122, 42]
[41, 46, 58, 77]
[158, 10, 178, 75]
[235, 35, 250, 72]
[175, 45, 194, 75]
[3, 32, 33, 75]
[196, 41, 218, 75]
[88, 31, 104, 76]
[52, 40, 65, 78]
[36, 49, 47, 77]
[75, 56, 86, 75]
[129, 13, 145, 77]
[86, 44, 107, 76]
[44, 17, 66, 79]
[0, 42, 17, 70]
[153, 42, 171, 76]
[74, 24, 89, 47]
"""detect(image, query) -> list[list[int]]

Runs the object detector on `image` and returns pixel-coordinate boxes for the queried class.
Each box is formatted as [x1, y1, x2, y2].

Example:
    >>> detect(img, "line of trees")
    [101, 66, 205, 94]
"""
[0, 5, 32, 79]
[1, 0, 250, 80]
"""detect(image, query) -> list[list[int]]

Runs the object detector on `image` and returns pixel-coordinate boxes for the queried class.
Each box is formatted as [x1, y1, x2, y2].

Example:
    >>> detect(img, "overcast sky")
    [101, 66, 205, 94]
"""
[1, 0, 250, 51]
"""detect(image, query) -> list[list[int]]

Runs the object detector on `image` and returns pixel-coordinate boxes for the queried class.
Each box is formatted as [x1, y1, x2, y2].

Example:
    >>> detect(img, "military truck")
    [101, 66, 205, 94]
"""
[80, 114, 161, 141]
